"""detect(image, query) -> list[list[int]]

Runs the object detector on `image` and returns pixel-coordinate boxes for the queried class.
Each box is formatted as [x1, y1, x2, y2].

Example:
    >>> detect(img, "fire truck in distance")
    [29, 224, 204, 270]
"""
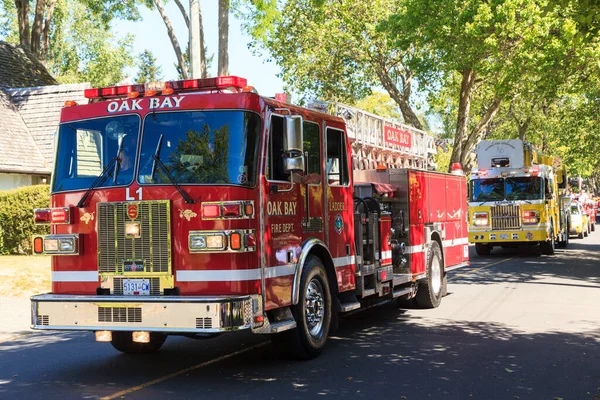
[468, 140, 569, 256]
[31, 76, 468, 358]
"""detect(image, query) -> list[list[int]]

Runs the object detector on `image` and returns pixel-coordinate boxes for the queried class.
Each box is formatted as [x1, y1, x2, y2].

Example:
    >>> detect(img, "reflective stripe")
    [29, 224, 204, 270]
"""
[407, 245, 425, 254]
[333, 255, 355, 268]
[442, 237, 470, 247]
[178, 256, 358, 282]
[381, 250, 392, 259]
[52, 271, 98, 282]
[177, 269, 261, 282]
[264, 264, 296, 279]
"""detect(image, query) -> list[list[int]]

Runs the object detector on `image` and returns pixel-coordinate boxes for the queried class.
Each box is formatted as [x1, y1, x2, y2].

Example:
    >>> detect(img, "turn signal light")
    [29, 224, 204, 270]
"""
[244, 202, 254, 217]
[522, 210, 540, 224]
[33, 237, 44, 254]
[230, 232, 242, 250]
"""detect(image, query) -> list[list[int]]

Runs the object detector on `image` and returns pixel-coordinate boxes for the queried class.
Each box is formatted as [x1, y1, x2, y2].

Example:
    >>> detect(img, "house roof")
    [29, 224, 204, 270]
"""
[6, 83, 90, 166]
[0, 41, 57, 88]
[0, 90, 48, 174]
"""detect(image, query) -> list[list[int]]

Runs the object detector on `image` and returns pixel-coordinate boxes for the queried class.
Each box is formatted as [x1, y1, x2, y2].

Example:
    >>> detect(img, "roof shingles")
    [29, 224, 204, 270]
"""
[0, 41, 57, 88]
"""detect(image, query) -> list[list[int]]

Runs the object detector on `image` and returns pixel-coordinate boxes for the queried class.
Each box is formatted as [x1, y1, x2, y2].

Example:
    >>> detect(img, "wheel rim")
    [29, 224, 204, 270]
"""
[305, 278, 325, 338]
[431, 255, 442, 295]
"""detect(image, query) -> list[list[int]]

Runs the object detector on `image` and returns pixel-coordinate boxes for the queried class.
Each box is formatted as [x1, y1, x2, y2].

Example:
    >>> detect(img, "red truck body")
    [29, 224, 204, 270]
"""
[31, 76, 468, 357]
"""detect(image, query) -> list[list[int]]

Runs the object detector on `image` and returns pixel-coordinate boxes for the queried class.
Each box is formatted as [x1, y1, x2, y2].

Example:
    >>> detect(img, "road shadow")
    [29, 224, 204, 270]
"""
[459, 238, 600, 286]
[2, 305, 596, 400]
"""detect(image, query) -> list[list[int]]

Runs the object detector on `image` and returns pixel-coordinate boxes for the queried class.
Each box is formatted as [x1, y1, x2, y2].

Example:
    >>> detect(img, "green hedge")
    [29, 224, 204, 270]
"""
[0, 185, 50, 254]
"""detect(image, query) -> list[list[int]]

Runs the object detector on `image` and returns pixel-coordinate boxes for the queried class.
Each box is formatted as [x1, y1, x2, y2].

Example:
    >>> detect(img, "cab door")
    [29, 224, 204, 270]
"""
[325, 126, 355, 292]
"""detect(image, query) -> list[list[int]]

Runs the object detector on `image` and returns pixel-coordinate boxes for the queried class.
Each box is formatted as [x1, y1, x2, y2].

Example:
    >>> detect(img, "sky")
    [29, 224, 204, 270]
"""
[113, 2, 285, 97]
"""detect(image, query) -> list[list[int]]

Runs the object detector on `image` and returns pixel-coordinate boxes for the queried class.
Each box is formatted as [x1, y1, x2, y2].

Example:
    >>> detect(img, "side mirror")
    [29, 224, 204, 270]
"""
[284, 155, 305, 174]
[283, 116, 303, 154]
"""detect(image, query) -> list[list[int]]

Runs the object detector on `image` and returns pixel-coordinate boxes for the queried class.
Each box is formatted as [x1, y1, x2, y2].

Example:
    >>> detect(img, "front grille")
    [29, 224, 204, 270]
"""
[98, 201, 171, 274]
[98, 307, 142, 323]
[196, 317, 213, 329]
[38, 315, 49, 326]
[113, 277, 161, 296]
[491, 205, 521, 230]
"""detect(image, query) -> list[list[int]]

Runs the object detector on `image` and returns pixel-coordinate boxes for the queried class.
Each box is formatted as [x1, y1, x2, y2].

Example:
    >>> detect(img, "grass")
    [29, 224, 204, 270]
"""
[0, 255, 51, 298]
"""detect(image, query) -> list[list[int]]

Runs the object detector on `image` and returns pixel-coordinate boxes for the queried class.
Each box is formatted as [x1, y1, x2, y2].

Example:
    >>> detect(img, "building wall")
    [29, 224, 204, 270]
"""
[0, 173, 49, 190]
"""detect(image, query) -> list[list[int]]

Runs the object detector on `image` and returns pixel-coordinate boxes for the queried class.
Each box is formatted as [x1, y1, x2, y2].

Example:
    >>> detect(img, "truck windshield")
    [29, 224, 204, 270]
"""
[471, 178, 504, 201]
[138, 111, 261, 186]
[505, 177, 542, 200]
[470, 177, 543, 202]
[52, 115, 140, 193]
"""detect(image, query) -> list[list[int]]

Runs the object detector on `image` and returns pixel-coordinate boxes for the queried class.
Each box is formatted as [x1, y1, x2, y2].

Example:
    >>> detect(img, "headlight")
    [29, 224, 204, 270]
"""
[125, 222, 141, 238]
[189, 235, 207, 249]
[189, 233, 225, 251]
[473, 212, 489, 226]
[38, 235, 79, 255]
[44, 238, 59, 252]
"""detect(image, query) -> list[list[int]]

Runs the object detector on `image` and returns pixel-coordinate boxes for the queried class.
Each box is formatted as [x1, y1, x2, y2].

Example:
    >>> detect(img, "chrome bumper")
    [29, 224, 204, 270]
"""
[31, 294, 262, 333]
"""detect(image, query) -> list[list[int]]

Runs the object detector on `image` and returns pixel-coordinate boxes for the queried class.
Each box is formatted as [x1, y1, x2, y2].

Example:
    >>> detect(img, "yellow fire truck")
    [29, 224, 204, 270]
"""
[468, 140, 568, 256]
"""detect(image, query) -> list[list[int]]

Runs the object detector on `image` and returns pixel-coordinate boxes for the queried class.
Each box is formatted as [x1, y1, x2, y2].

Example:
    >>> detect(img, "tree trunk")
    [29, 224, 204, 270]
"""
[14, 0, 31, 47]
[174, 0, 189, 28]
[30, 0, 46, 56]
[450, 68, 476, 167]
[41, 0, 57, 61]
[154, 0, 189, 79]
[374, 64, 423, 130]
[198, 1, 207, 78]
[460, 97, 503, 170]
[218, 0, 229, 76]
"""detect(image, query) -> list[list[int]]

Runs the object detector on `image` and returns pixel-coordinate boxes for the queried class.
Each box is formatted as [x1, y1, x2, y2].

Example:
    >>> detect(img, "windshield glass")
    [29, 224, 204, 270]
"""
[570, 205, 580, 215]
[52, 115, 140, 192]
[505, 177, 542, 200]
[471, 178, 504, 202]
[138, 111, 260, 186]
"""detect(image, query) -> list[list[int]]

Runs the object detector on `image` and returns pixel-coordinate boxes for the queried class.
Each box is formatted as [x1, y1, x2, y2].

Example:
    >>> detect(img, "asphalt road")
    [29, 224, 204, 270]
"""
[1, 234, 599, 400]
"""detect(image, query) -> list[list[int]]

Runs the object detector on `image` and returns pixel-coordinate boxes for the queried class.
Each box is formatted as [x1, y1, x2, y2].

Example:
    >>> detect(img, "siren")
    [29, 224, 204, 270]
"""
[451, 163, 464, 175]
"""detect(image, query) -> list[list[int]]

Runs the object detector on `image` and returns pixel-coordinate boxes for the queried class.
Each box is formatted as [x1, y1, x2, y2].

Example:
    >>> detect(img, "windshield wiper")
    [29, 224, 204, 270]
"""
[112, 136, 125, 183]
[150, 134, 164, 182]
[77, 157, 118, 208]
[151, 154, 195, 204]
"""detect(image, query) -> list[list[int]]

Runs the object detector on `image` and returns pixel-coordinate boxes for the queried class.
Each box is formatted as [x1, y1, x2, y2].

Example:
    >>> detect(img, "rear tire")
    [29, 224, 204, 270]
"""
[578, 231, 584, 239]
[272, 256, 332, 359]
[110, 331, 167, 354]
[475, 243, 491, 256]
[416, 241, 444, 308]
[592, 222, 595, 232]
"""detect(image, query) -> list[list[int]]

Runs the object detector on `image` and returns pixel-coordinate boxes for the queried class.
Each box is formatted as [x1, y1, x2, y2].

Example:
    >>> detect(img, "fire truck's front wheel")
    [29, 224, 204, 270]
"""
[110, 331, 167, 354]
[272, 257, 332, 359]
[416, 241, 444, 308]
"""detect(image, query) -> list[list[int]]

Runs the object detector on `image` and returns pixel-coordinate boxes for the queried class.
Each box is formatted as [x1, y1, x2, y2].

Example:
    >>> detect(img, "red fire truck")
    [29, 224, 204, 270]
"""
[31, 76, 469, 358]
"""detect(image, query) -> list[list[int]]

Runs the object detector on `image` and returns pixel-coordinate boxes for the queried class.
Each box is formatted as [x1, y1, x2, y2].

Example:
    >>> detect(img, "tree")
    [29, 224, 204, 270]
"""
[10, 0, 142, 61]
[237, 0, 424, 129]
[385, 0, 595, 171]
[136, 49, 163, 83]
[1, 0, 135, 86]
[218, 0, 229, 75]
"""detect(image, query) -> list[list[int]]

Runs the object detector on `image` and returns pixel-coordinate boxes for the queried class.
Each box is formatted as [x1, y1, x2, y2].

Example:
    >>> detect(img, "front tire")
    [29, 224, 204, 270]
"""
[272, 257, 332, 359]
[475, 243, 491, 256]
[540, 227, 555, 255]
[416, 241, 444, 308]
[110, 331, 167, 354]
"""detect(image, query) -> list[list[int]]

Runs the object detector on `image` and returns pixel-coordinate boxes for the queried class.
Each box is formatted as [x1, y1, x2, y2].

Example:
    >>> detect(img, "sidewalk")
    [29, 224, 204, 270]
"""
[0, 296, 33, 342]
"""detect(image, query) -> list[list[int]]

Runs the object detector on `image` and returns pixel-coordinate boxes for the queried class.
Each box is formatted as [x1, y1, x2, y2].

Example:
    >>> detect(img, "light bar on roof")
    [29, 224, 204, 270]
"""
[83, 76, 250, 100]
